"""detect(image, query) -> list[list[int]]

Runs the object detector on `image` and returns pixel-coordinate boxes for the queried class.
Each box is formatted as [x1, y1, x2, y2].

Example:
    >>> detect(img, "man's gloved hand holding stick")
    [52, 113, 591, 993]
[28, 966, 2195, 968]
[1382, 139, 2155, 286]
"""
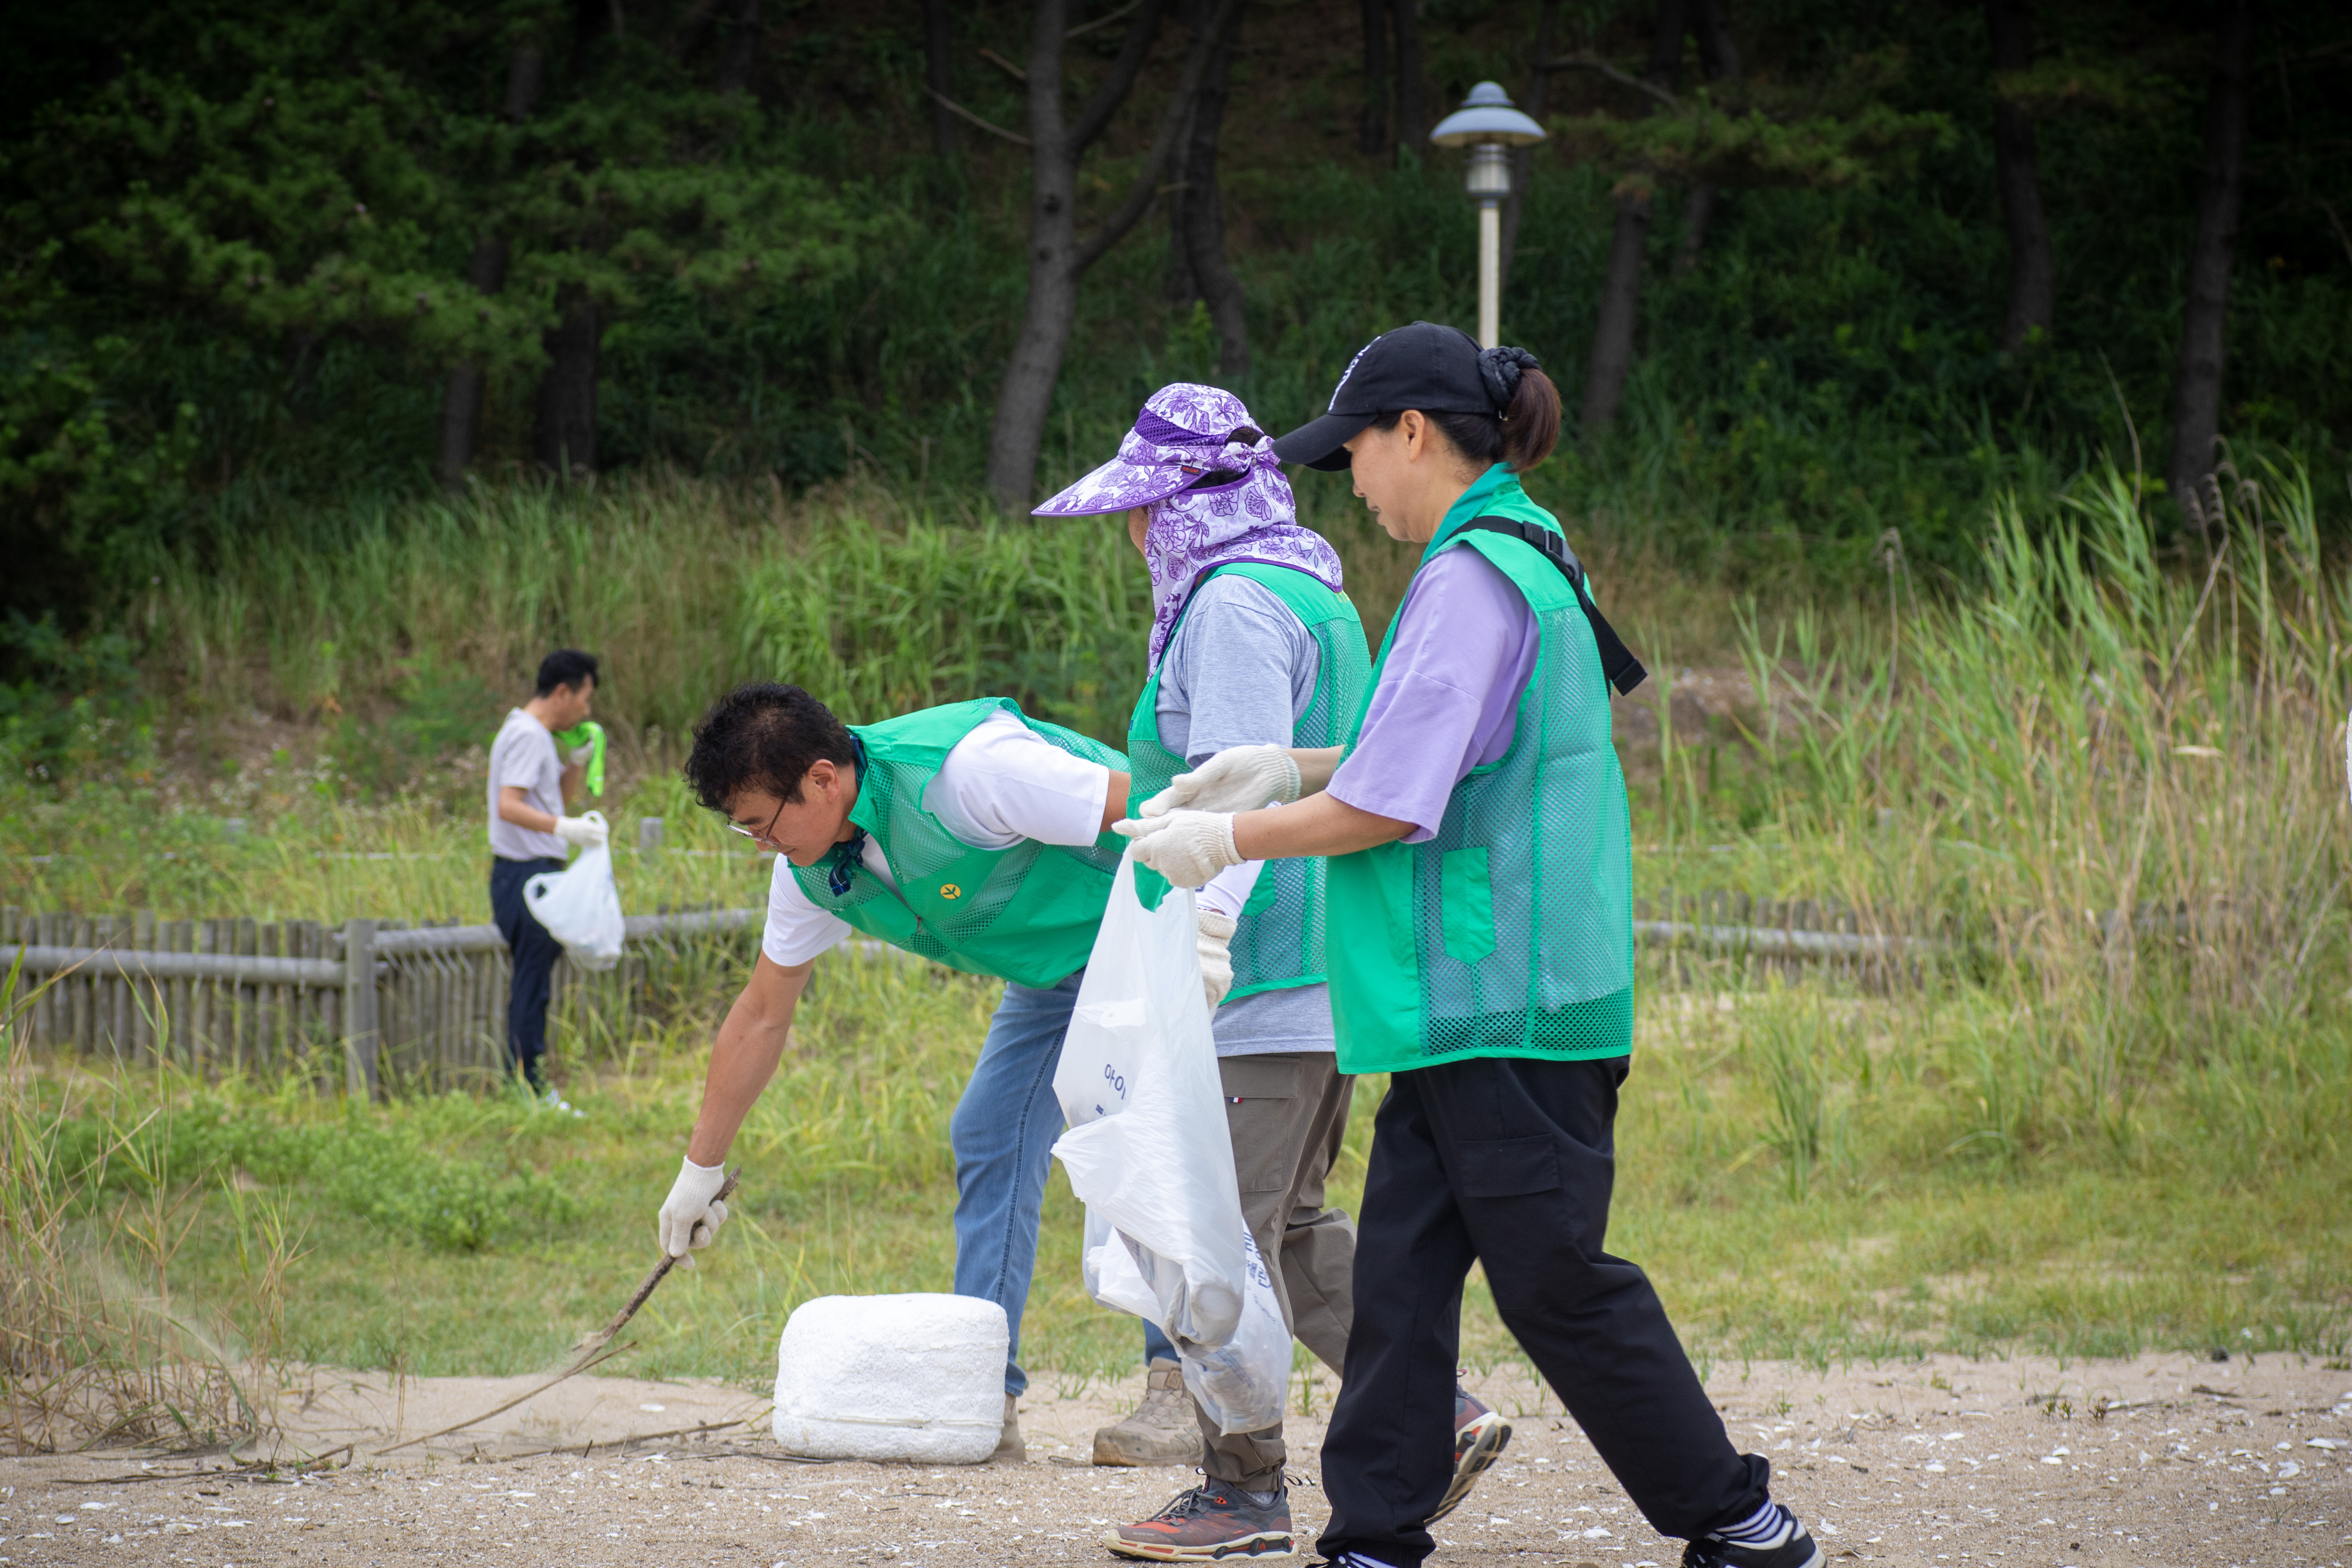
[659, 1155, 733, 1269]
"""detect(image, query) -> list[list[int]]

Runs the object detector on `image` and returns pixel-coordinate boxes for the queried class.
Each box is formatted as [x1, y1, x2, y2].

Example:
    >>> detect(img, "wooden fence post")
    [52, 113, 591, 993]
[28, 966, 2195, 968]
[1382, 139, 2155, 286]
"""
[344, 918, 379, 1100]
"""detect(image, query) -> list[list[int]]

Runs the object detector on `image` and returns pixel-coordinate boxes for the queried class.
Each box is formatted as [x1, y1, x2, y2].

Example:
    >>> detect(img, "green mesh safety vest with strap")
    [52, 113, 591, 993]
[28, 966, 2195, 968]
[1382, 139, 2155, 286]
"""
[1325, 466, 1636, 1074]
[789, 698, 1129, 988]
[1124, 562, 1371, 999]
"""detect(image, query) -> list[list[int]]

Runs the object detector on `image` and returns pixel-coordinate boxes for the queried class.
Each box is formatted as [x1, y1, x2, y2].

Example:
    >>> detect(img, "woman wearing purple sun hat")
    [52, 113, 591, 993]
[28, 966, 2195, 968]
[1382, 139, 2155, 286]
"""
[1035, 384, 1510, 1560]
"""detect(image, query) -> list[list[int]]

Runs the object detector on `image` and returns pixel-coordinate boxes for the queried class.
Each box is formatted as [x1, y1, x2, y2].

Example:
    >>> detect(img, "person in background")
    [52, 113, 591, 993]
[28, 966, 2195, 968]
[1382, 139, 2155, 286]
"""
[487, 648, 606, 1114]
[1031, 386, 1508, 1561]
[659, 682, 1134, 1463]
[1121, 323, 1823, 1568]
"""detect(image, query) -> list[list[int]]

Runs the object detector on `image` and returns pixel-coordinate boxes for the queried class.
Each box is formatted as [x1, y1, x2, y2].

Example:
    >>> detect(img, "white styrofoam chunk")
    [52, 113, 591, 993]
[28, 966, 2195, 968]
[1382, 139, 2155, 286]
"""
[771, 1293, 1008, 1464]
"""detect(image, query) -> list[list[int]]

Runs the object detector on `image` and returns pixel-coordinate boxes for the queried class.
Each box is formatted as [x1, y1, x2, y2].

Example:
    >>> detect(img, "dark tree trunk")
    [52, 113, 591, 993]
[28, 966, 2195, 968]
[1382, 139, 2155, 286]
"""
[1497, 0, 1559, 303]
[989, 0, 1234, 509]
[1392, 0, 1424, 156]
[436, 43, 543, 492]
[714, 0, 760, 95]
[2166, 0, 2253, 510]
[437, 238, 509, 489]
[1673, 0, 1739, 272]
[534, 289, 600, 479]
[924, 0, 957, 162]
[1178, 1, 1248, 377]
[1358, 0, 1389, 156]
[1987, 0, 2052, 351]
[1579, 0, 1686, 434]
[987, 0, 1083, 510]
[572, 0, 617, 71]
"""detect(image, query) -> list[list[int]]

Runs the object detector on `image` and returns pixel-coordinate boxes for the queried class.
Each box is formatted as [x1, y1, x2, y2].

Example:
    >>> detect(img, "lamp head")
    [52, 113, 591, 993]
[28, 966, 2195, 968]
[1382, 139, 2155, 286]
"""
[1428, 81, 1548, 149]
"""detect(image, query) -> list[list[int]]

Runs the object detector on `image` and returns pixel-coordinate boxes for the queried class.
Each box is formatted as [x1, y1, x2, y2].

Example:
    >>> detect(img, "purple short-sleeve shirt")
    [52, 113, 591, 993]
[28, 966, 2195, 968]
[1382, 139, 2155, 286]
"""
[1326, 544, 1538, 843]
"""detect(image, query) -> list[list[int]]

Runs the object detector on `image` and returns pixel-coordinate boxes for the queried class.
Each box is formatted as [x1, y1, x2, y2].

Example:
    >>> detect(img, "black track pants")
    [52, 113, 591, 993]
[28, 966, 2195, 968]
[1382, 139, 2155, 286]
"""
[1315, 1054, 1768, 1566]
[489, 855, 565, 1092]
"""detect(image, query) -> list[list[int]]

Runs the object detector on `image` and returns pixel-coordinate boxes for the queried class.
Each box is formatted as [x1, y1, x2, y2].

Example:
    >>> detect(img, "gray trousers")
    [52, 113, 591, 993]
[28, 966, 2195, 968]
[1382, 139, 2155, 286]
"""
[1197, 1050, 1358, 1489]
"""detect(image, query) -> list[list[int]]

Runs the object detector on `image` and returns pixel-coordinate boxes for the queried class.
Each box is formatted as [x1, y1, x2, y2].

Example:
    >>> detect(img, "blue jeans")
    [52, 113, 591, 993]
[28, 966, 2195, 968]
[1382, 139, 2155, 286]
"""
[951, 969, 1084, 1398]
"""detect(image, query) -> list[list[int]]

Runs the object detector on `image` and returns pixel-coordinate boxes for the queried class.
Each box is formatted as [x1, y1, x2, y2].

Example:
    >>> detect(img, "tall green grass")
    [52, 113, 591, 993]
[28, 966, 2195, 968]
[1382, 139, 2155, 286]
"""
[1639, 460, 2352, 1169]
[10, 459, 2350, 1403]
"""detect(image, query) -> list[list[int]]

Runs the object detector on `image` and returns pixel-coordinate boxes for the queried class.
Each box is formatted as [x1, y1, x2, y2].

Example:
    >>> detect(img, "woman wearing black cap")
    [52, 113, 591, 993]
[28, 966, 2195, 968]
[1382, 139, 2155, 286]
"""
[1118, 322, 1819, 1568]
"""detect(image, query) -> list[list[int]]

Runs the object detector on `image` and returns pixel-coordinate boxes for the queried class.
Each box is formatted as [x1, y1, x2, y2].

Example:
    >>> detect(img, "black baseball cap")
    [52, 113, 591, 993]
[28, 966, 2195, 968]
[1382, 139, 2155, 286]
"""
[1272, 322, 1499, 472]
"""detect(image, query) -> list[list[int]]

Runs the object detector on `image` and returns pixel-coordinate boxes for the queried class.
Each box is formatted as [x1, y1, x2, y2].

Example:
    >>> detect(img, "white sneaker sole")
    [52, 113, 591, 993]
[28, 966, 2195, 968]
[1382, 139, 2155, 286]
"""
[1103, 1527, 1297, 1560]
[1428, 1410, 1512, 1523]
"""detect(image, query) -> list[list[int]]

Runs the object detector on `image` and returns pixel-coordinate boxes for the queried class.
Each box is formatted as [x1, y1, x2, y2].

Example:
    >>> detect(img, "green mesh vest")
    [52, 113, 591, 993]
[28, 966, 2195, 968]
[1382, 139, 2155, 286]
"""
[1124, 562, 1370, 999]
[1325, 467, 1635, 1074]
[790, 698, 1128, 988]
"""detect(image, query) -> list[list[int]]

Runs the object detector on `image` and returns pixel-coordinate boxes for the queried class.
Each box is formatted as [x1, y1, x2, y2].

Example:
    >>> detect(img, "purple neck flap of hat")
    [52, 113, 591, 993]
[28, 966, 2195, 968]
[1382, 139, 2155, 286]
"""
[1033, 383, 1345, 668]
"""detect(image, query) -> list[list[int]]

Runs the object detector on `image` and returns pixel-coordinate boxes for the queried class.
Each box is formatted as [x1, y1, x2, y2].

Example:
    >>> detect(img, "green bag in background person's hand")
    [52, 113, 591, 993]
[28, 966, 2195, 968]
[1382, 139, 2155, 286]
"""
[553, 720, 607, 797]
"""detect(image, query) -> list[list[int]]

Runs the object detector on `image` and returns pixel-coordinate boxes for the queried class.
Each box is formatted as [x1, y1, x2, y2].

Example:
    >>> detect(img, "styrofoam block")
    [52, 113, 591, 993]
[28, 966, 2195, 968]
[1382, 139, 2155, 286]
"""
[771, 1293, 1008, 1464]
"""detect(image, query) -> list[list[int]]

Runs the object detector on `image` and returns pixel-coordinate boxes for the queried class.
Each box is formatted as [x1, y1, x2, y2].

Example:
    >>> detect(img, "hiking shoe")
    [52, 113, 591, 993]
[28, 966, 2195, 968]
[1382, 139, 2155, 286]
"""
[1426, 1386, 1512, 1524]
[1093, 1358, 1205, 1466]
[1681, 1505, 1824, 1568]
[1105, 1482, 1294, 1560]
[991, 1393, 1025, 1463]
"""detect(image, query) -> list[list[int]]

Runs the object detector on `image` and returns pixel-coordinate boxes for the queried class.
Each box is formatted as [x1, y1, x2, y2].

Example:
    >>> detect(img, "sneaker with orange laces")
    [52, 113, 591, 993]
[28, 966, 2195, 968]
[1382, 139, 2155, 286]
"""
[1428, 1386, 1513, 1524]
[1105, 1480, 1295, 1561]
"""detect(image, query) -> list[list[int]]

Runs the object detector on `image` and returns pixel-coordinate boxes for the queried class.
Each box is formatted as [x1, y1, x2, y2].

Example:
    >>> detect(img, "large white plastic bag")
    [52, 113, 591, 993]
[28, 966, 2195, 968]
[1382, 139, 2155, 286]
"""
[523, 814, 624, 971]
[1050, 854, 1289, 1435]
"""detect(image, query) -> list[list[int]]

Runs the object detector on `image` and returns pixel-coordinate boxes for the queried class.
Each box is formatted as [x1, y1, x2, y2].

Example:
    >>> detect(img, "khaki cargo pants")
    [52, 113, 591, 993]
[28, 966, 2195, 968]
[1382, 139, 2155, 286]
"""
[1195, 1050, 1357, 1489]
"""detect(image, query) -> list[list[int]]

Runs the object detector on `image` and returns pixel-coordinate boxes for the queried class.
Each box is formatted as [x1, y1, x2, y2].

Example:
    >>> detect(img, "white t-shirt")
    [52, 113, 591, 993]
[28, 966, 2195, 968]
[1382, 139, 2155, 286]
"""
[761, 710, 1112, 967]
[487, 708, 566, 861]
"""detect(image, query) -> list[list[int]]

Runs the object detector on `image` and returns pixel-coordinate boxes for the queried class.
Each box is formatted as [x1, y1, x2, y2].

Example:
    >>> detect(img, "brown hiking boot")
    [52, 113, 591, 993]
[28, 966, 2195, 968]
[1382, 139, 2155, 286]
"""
[1091, 1358, 1205, 1467]
[991, 1392, 1026, 1463]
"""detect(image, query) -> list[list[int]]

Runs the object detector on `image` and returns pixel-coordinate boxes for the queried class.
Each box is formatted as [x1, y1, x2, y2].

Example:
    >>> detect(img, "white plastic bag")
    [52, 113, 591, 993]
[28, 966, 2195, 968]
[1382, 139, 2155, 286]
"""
[523, 814, 624, 971]
[1050, 854, 1289, 1435]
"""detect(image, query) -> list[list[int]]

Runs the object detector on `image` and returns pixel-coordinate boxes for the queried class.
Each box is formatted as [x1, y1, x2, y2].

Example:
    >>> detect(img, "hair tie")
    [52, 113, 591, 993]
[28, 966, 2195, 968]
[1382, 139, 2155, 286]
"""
[1478, 346, 1541, 413]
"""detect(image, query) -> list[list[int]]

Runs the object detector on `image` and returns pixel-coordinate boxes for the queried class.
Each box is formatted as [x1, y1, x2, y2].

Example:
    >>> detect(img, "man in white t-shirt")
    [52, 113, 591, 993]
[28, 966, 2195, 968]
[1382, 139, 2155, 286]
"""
[486, 649, 609, 1104]
[653, 683, 1138, 1462]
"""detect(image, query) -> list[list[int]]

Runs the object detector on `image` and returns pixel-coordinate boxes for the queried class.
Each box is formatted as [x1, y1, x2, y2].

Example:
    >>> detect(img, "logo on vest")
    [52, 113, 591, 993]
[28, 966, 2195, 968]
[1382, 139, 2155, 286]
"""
[938, 883, 963, 900]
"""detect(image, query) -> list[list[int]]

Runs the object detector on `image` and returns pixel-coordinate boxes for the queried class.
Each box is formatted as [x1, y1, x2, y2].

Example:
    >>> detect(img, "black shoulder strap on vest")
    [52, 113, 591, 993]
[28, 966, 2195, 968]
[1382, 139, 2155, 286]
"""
[1455, 516, 1648, 696]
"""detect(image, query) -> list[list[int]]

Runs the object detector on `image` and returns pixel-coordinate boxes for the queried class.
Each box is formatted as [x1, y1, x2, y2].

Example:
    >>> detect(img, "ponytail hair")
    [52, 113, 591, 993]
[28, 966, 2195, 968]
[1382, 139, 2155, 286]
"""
[1368, 346, 1562, 473]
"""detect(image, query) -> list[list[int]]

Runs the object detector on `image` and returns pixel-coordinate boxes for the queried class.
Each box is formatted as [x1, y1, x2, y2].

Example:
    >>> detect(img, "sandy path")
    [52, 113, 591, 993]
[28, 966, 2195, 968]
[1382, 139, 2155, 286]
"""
[4, 1351, 2347, 1568]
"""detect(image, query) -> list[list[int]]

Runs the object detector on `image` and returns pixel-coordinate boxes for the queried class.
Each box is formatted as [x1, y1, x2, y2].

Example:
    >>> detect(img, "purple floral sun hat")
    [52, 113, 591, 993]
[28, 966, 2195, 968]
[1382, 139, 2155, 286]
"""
[1034, 383, 1344, 667]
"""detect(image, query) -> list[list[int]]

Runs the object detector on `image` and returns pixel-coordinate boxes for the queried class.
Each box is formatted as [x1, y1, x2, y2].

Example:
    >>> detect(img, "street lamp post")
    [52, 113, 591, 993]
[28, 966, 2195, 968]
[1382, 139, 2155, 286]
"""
[1429, 82, 1549, 349]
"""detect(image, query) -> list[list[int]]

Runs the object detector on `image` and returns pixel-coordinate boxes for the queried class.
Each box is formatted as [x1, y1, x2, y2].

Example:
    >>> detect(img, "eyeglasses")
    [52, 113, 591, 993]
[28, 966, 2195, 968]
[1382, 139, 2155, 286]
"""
[729, 796, 788, 847]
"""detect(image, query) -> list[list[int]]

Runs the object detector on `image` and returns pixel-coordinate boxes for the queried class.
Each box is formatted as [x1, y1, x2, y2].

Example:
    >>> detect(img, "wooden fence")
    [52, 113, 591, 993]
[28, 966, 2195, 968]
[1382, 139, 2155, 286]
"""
[0, 906, 760, 1096]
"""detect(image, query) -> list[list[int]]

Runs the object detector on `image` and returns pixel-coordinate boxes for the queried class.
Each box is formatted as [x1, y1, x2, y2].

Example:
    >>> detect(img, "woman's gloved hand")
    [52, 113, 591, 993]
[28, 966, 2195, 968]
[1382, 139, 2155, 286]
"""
[657, 1156, 730, 1268]
[1196, 910, 1237, 1009]
[556, 813, 608, 848]
[1114, 809, 1242, 889]
[1140, 744, 1301, 818]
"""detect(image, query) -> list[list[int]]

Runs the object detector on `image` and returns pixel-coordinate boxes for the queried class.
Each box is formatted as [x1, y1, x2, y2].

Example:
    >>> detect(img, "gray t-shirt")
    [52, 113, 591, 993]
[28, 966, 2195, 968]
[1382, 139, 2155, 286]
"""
[1154, 573, 1334, 1057]
[487, 708, 567, 862]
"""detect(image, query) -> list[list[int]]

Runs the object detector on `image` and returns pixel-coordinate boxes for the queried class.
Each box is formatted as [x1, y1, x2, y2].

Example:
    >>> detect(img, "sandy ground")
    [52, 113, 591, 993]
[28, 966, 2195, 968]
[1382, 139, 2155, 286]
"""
[4, 1350, 2348, 1568]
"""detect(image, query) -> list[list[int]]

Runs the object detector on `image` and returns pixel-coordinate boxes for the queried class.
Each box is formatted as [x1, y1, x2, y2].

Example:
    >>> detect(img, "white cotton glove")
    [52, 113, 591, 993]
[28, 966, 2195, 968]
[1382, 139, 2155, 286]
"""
[556, 813, 607, 848]
[657, 1156, 730, 1268]
[1114, 809, 1243, 889]
[1196, 910, 1236, 1010]
[1140, 744, 1302, 818]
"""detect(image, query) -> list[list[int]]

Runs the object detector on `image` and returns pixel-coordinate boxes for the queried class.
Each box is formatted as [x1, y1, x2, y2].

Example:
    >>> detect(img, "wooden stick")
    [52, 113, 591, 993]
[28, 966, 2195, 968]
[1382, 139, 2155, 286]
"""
[374, 1168, 741, 1455]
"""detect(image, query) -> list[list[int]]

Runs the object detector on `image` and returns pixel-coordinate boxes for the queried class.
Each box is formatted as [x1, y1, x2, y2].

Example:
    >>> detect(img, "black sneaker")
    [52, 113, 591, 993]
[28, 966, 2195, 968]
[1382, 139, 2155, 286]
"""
[1681, 1505, 1824, 1568]
[1105, 1482, 1295, 1561]
[1426, 1387, 1512, 1524]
